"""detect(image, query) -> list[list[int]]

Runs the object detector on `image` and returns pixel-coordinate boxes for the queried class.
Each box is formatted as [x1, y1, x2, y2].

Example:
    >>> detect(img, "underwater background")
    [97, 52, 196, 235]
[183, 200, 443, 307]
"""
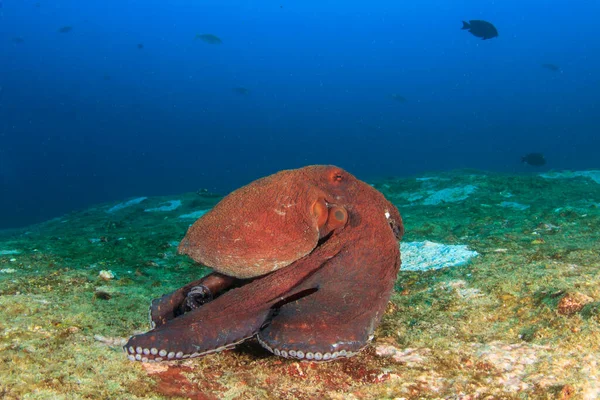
[2, 1, 600, 399]
[1, 0, 599, 229]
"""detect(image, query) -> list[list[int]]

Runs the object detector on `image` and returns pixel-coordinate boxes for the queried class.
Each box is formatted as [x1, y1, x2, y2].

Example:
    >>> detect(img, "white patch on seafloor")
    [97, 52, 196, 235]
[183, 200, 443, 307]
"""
[98, 270, 115, 280]
[499, 201, 530, 211]
[416, 176, 448, 182]
[540, 170, 600, 185]
[422, 185, 477, 206]
[393, 192, 424, 203]
[375, 345, 431, 367]
[0, 268, 16, 274]
[106, 197, 147, 213]
[178, 209, 210, 219]
[407, 193, 424, 202]
[441, 279, 483, 299]
[144, 200, 182, 212]
[400, 241, 479, 272]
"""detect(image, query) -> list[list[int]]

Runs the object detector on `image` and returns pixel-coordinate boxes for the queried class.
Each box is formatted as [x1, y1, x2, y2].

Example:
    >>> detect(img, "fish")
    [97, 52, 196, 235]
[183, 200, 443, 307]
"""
[12, 37, 25, 44]
[542, 63, 560, 72]
[390, 93, 407, 103]
[195, 34, 222, 44]
[461, 20, 498, 40]
[137, 43, 144, 50]
[521, 153, 546, 166]
[58, 26, 72, 33]
[233, 87, 250, 95]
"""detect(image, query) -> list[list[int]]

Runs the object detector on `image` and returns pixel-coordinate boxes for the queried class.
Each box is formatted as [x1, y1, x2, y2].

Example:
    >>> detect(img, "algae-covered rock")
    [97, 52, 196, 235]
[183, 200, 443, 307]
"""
[1, 170, 599, 399]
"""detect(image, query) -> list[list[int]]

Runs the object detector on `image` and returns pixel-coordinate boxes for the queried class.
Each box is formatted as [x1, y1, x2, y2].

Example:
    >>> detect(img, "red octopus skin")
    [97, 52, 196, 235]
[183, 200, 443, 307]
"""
[125, 165, 403, 362]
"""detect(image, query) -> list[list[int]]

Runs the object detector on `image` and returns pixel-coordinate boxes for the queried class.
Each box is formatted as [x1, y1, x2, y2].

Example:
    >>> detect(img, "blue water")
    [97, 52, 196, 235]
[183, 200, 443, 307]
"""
[1, 0, 599, 229]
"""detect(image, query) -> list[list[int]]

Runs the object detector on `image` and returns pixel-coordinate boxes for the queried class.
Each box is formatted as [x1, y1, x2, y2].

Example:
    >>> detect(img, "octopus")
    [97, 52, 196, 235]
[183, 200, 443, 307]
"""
[125, 165, 404, 362]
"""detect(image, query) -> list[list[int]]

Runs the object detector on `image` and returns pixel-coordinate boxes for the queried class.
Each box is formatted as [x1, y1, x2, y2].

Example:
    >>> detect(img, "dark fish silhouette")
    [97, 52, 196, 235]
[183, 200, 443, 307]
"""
[137, 43, 144, 50]
[195, 34, 222, 44]
[58, 26, 72, 33]
[390, 93, 407, 103]
[521, 153, 546, 166]
[233, 87, 249, 95]
[12, 37, 25, 44]
[461, 20, 498, 40]
[542, 63, 560, 72]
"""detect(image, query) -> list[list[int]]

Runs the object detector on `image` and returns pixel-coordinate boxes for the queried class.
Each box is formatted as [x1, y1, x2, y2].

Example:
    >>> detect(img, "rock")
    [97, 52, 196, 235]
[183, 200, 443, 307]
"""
[557, 292, 593, 316]
[98, 270, 115, 280]
[375, 344, 431, 367]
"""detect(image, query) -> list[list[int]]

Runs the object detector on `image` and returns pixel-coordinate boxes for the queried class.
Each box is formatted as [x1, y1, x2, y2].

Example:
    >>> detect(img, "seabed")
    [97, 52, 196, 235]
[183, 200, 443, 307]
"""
[1, 170, 599, 399]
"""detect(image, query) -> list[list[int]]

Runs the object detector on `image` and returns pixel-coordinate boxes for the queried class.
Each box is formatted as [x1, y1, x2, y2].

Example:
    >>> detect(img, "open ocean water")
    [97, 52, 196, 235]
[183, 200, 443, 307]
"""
[1, 0, 598, 229]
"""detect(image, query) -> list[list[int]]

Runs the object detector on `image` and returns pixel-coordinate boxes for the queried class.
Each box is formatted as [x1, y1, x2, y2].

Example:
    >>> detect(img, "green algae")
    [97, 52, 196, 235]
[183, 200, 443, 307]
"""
[1, 170, 599, 399]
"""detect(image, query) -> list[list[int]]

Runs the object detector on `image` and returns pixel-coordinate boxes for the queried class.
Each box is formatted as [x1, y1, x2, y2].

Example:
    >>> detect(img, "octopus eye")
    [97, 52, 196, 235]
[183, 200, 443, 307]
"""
[327, 206, 348, 230]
